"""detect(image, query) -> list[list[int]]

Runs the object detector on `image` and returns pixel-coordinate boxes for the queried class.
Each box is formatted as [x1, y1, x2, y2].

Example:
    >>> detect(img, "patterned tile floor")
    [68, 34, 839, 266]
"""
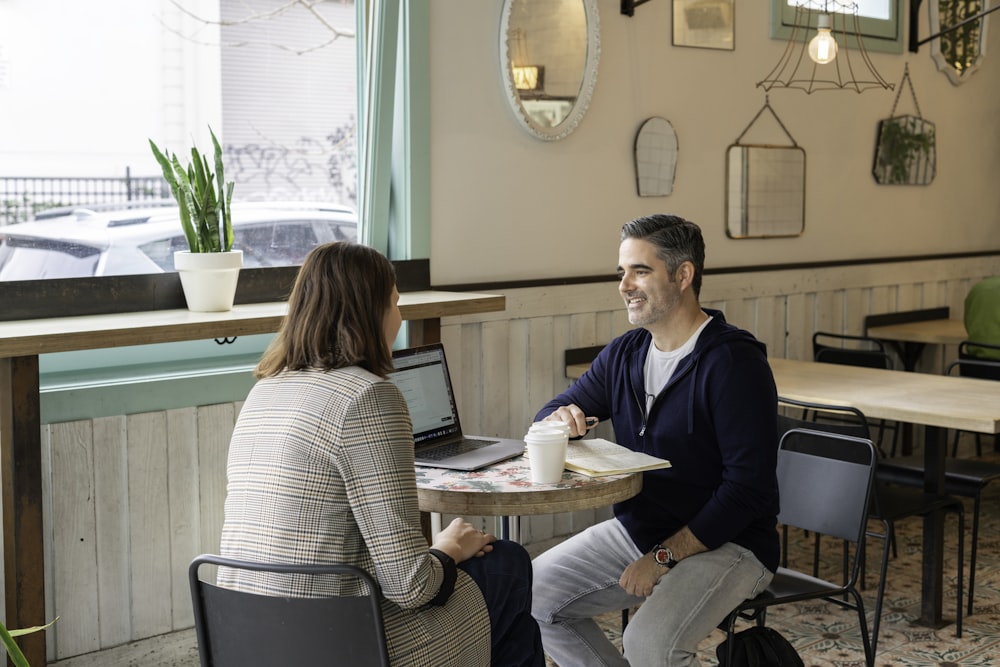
[550, 443, 1000, 666]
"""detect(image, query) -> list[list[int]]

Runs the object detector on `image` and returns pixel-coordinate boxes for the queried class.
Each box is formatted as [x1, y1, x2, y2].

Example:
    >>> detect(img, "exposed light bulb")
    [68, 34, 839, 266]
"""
[808, 14, 838, 65]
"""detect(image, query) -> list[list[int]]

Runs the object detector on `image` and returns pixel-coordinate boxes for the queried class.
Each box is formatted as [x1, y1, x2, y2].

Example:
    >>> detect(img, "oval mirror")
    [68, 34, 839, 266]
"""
[499, 0, 600, 141]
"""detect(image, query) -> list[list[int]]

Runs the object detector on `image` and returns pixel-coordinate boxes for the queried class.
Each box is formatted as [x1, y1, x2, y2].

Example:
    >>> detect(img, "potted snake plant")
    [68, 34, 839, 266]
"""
[149, 127, 243, 312]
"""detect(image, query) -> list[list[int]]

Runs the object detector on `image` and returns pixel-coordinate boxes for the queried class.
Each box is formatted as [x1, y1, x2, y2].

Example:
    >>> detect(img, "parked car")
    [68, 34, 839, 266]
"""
[0, 201, 357, 280]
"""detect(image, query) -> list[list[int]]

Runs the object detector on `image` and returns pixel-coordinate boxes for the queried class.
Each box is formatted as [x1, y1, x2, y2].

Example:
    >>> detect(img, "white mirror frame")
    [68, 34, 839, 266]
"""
[929, 0, 990, 85]
[498, 0, 601, 141]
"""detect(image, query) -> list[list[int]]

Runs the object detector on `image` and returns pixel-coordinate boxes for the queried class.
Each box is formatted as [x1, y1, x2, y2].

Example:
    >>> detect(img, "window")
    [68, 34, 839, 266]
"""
[0, 0, 360, 284]
[772, 0, 904, 54]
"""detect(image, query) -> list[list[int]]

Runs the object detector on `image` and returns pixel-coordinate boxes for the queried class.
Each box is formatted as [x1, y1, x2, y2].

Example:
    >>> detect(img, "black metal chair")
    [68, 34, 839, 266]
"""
[189, 554, 391, 667]
[776, 397, 965, 656]
[811, 332, 900, 455]
[719, 427, 878, 667]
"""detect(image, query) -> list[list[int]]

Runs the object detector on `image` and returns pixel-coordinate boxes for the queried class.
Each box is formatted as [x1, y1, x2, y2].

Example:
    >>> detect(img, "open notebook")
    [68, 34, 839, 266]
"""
[389, 343, 525, 470]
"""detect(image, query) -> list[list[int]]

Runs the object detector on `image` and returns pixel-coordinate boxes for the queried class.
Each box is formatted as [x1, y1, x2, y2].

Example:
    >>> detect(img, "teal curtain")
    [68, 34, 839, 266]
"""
[356, 1, 429, 261]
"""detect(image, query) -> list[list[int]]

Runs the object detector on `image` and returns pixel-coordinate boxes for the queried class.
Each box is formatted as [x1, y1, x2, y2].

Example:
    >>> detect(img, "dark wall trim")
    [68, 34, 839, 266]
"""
[0, 259, 430, 322]
[433, 250, 1000, 292]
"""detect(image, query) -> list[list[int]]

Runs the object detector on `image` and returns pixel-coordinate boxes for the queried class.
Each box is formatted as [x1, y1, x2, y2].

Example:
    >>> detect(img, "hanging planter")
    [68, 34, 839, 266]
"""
[872, 65, 936, 186]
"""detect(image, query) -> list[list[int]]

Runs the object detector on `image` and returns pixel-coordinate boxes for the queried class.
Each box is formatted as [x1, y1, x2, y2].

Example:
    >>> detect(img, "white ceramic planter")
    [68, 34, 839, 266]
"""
[174, 250, 243, 312]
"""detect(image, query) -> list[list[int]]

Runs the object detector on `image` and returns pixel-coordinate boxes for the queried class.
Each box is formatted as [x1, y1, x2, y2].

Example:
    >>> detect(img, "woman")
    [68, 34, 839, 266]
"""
[218, 242, 543, 666]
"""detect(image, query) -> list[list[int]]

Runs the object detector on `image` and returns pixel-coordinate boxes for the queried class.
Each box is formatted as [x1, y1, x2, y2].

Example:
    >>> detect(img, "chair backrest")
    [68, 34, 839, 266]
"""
[955, 340, 1000, 379]
[812, 332, 893, 370]
[189, 554, 391, 667]
[777, 395, 870, 441]
[776, 427, 876, 547]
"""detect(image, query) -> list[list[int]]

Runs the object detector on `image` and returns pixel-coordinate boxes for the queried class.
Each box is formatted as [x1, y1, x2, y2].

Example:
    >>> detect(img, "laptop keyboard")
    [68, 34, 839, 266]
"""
[419, 437, 500, 461]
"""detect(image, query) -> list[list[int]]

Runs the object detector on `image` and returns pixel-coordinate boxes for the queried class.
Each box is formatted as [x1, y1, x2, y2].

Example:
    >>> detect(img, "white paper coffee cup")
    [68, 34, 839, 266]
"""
[524, 426, 568, 484]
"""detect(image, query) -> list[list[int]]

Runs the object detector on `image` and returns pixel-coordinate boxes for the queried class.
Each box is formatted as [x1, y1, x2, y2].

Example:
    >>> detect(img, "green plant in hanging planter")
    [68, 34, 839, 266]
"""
[873, 116, 936, 185]
[149, 127, 235, 252]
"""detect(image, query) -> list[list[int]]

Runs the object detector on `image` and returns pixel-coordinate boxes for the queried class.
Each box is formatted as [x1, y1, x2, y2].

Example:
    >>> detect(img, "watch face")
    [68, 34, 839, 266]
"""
[654, 548, 670, 564]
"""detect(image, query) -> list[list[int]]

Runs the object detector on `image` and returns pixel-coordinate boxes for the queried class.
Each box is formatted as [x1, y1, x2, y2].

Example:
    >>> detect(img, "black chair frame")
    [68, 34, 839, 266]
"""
[720, 427, 878, 667]
[776, 396, 965, 655]
[189, 554, 391, 667]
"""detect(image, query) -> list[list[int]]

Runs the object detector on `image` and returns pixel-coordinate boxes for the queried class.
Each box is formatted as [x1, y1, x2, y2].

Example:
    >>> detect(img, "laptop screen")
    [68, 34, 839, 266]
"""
[389, 344, 463, 445]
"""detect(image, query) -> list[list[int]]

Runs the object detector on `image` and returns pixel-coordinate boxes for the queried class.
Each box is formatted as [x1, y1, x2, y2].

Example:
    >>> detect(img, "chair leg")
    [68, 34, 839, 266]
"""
[846, 570, 877, 666]
[870, 519, 891, 658]
[954, 505, 965, 638]
[813, 532, 822, 578]
[968, 495, 981, 617]
[951, 430, 960, 457]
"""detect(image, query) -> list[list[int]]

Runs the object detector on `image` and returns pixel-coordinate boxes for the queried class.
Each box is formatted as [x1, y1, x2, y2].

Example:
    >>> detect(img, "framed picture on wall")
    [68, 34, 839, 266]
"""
[672, 0, 735, 51]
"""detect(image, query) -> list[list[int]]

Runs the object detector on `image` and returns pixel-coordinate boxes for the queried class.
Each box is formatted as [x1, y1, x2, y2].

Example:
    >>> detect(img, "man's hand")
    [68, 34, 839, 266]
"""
[619, 553, 666, 597]
[545, 404, 596, 438]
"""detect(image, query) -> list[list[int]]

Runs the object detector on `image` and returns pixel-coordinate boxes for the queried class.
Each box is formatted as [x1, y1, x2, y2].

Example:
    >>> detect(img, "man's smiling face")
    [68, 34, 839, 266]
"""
[617, 238, 682, 330]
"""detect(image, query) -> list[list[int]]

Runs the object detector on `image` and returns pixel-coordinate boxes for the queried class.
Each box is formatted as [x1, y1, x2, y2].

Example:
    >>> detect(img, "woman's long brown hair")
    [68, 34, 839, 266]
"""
[256, 242, 397, 379]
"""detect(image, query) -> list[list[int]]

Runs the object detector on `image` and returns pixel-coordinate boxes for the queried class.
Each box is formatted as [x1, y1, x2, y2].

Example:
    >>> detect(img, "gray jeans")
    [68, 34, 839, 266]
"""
[531, 518, 773, 667]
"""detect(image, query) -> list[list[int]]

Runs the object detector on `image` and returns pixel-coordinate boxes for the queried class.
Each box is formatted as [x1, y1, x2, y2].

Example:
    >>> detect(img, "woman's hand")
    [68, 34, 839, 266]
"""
[431, 517, 496, 563]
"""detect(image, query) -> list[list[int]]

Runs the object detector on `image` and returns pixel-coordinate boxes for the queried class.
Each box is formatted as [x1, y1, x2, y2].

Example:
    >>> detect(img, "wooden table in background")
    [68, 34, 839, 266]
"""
[769, 356, 1000, 629]
[0, 291, 504, 667]
[867, 318, 967, 371]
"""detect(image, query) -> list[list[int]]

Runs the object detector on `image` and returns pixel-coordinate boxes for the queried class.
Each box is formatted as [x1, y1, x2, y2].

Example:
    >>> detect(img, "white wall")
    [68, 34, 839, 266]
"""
[428, 1, 1000, 285]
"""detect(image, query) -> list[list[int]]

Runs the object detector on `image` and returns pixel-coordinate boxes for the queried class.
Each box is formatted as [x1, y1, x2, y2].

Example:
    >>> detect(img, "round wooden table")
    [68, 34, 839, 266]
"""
[416, 455, 642, 536]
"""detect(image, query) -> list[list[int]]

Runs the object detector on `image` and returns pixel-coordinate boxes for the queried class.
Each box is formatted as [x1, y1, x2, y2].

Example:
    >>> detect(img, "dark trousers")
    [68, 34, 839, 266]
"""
[459, 539, 545, 667]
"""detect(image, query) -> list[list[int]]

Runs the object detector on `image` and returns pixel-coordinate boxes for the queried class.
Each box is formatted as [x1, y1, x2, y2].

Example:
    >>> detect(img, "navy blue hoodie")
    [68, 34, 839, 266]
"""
[537, 309, 780, 572]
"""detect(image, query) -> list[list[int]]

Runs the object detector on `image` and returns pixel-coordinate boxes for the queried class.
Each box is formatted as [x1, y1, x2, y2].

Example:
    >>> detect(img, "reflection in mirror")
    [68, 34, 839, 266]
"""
[499, 0, 600, 141]
[930, 0, 990, 85]
[725, 145, 805, 239]
[634, 117, 678, 197]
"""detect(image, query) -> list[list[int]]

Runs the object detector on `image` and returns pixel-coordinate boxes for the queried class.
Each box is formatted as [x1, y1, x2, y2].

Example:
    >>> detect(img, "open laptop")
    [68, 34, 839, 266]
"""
[389, 343, 525, 470]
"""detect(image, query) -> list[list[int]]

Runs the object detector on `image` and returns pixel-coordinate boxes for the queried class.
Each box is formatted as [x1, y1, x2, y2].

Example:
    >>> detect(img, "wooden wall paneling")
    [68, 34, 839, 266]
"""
[753, 296, 785, 359]
[49, 420, 100, 658]
[593, 310, 613, 348]
[843, 288, 866, 335]
[611, 309, 631, 343]
[40, 425, 54, 658]
[568, 312, 598, 349]
[526, 317, 554, 432]
[126, 411, 172, 640]
[195, 404, 235, 560]
[92, 416, 130, 650]
[866, 285, 894, 330]
[506, 319, 531, 440]
[896, 282, 922, 312]
[38, 425, 48, 654]
[477, 321, 509, 438]
[812, 289, 843, 338]
[165, 408, 199, 630]
[456, 323, 484, 435]
[550, 315, 572, 399]
[784, 293, 807, 360]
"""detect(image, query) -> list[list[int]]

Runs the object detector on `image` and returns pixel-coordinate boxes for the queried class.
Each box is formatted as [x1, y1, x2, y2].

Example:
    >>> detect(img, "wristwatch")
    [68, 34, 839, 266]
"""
[651, 544, 678, 569]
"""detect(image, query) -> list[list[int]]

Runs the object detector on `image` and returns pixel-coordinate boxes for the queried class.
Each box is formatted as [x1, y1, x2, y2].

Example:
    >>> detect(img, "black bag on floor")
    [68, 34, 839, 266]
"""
[715, 626, 804, 667]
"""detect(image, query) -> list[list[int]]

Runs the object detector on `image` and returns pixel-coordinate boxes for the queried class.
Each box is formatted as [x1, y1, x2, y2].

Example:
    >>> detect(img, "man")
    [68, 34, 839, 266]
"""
[964, 275, 1000, 360]
[531, 214, 779, 666]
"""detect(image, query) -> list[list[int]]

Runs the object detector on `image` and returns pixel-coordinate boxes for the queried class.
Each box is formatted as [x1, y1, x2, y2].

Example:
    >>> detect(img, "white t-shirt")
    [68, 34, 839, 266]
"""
[644, 317, 713, 415]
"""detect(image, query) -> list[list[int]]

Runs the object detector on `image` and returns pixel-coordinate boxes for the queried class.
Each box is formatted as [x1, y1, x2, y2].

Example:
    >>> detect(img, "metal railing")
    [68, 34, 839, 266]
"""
[0, 169, 169, 226]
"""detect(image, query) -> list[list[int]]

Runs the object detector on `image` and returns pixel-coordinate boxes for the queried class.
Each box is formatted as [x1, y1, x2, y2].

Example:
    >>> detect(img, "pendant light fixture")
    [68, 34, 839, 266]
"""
[758, 1, 893, 94]
[808, 13, 838, 64]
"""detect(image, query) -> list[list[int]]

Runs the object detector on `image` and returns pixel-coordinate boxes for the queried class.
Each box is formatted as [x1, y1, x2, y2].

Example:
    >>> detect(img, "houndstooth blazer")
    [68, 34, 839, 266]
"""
[218, 365, 490, 666]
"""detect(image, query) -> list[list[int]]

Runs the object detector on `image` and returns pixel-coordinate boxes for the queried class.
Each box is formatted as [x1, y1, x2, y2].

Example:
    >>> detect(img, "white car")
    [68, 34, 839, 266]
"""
[0, 201, 357, 280]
